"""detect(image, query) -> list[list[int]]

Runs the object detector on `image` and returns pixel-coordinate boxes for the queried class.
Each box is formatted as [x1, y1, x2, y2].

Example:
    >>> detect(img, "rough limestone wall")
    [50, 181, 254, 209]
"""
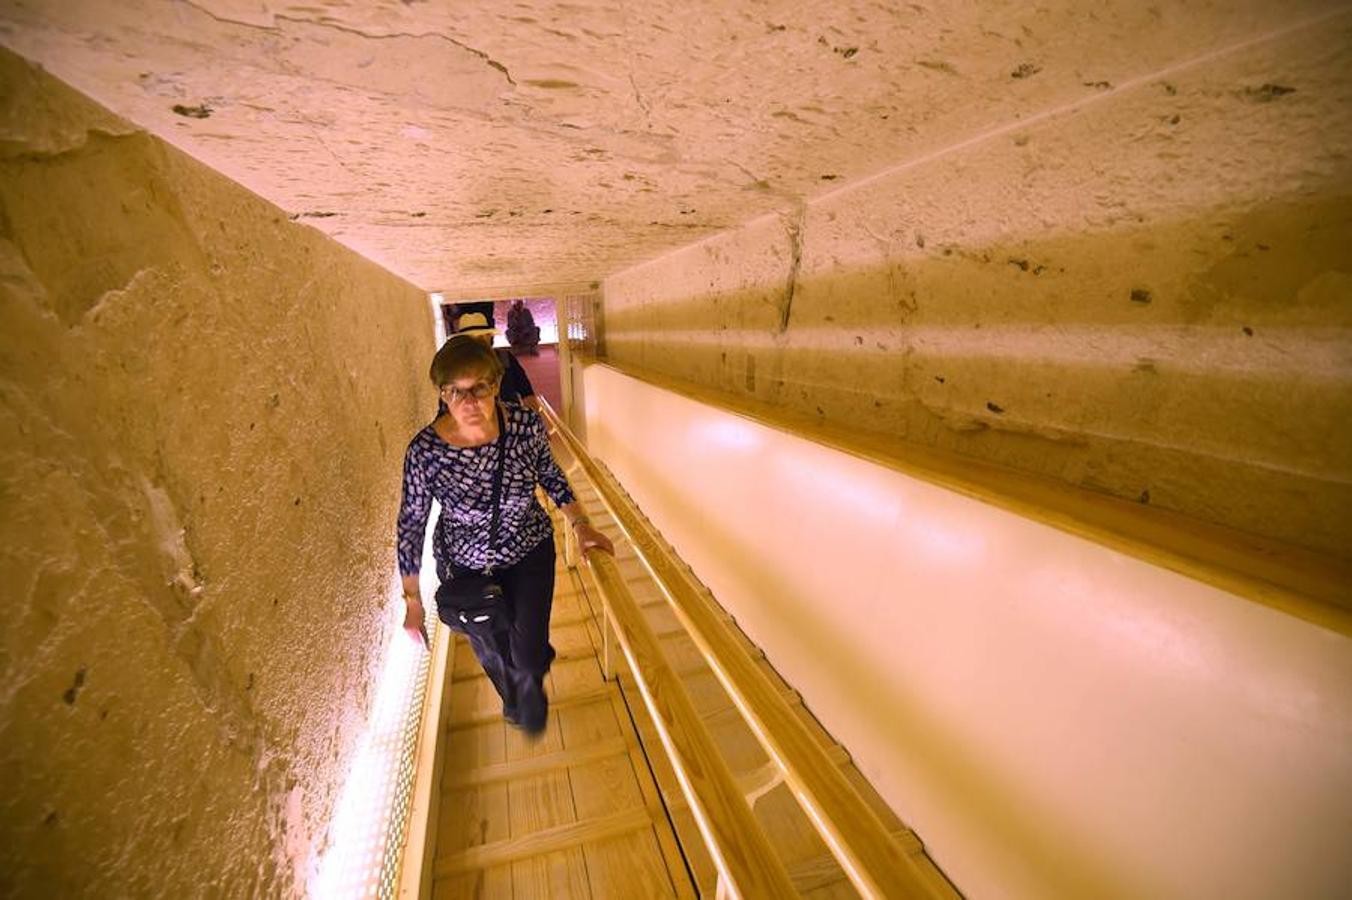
[602, 17, 1352, 558]
[0, 53, 432, 897]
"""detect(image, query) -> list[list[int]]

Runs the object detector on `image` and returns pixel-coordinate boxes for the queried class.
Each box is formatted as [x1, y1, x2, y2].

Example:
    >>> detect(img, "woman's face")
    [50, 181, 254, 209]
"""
[440, 370, 499, 429]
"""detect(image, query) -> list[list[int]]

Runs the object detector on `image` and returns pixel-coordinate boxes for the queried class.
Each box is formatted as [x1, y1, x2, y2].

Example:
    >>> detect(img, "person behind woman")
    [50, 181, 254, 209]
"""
[397, 337, 612, 734]
[506, 298, 541, 355]
[444, 311, 540, 412]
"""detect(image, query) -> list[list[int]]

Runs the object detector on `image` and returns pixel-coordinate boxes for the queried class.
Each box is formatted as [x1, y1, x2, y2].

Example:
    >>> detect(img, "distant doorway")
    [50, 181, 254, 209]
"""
[440, 297, 562, 413]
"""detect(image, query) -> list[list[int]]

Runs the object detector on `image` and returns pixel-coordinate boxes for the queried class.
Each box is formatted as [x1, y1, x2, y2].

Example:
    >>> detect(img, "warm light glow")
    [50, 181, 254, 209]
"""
[695, 418, 763, 452]
[312, 504, 441, 898]
[774, 451, 899, 530]
[894, 503, 987, 567]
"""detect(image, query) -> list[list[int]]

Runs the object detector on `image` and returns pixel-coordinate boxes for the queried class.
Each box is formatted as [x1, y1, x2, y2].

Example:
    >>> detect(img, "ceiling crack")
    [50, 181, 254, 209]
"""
[272, 15, 517, 87]
[174, 1, 515, 86]
[728, 160, 765, 189]
[629, 74, 651, 121]
[175, 0, 282, 32]
[777, 205, 806, 335]
[303, 122, 361, 180]
[617, 0, 653, 130]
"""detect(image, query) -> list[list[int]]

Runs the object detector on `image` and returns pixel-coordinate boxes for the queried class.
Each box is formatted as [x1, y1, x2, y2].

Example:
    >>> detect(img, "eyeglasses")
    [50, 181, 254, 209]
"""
[441, 379, 498, 405]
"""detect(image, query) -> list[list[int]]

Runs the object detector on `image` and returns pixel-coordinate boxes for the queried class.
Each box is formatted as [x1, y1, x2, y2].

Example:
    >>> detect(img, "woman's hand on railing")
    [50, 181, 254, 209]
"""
[403, 594, 430, 649]
[574, 521, 614, 555]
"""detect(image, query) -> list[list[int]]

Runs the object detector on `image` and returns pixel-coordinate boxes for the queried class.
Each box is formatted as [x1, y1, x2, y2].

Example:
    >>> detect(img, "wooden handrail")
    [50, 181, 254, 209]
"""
[541, 398, 944, 899]
[580, 550, 797, 898]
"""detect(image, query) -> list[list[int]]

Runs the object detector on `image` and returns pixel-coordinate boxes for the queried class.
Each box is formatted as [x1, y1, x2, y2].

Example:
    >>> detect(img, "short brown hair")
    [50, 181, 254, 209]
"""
[429, 335, 504, 387]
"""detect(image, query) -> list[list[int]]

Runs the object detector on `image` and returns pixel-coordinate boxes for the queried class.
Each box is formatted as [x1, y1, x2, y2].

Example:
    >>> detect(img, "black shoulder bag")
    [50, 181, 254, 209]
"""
[436, 406, 510, 637]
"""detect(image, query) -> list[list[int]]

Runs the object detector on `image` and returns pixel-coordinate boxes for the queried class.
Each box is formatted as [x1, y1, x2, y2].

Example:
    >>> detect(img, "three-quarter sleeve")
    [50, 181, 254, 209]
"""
[396, 439, 432, 577]
[530, 411, 575, 508]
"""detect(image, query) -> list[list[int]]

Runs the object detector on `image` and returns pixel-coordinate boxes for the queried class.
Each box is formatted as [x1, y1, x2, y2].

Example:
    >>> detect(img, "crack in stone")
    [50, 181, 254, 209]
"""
[616, 0, 655, 132]
[275, 20, 517, 88]
[302, 122, 361, 180]
[778, 207, 806, 335]
[628, 73, 651, 121]
[174, 0, 280, 31]
[163, 3, 696, 175]
[728, 161, 808, 217]
[176, 0, 516, 86]
[728, 160, 768, 192]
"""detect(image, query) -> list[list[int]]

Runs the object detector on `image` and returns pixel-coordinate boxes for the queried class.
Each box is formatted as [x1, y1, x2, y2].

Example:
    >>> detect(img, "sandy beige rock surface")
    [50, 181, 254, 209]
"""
[602, 13, 1352, 557]
[0, 50, 431, 897]
[0, 2, 1349, 895]
[0, 1, 1341, 292]
[2, 2, 1346, 553]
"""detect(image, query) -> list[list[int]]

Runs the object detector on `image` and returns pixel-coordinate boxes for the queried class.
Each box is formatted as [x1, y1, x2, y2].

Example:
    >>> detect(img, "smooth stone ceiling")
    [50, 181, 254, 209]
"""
[0, 0, 1334, 293]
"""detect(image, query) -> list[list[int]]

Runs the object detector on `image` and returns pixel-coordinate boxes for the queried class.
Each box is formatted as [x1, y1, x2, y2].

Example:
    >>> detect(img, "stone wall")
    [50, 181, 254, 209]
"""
[0, 52, 432, 896]
[601, 16, 1352, 558]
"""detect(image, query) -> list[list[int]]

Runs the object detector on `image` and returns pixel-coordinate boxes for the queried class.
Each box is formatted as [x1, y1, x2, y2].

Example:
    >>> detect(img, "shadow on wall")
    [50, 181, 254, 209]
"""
[602, 194, 1352, 559]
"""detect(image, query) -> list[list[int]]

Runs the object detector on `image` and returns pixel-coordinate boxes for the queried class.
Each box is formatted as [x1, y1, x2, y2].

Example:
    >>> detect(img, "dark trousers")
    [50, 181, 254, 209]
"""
[445, 537, 556, 727]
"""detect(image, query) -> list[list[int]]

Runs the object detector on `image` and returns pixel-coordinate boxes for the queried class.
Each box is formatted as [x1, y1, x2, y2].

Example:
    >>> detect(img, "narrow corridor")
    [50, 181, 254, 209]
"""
[419, 412, 958, 898]
[3, 4, 1350, 898]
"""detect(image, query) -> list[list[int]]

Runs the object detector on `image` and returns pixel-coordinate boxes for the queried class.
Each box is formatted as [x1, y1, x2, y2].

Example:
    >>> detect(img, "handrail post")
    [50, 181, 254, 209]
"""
[600, 596, 617, 682]
[578, 548, 798, 898]
[561, 507, 580, 570]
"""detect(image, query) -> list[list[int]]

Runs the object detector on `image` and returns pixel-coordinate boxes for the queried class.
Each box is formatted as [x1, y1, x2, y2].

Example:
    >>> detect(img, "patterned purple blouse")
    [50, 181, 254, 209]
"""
[397, 403, 575, 578]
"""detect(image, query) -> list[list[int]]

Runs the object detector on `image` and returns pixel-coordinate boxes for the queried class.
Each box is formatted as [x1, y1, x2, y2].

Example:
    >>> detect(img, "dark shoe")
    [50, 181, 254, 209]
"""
[503, 705, 519, 725]
[510, 671, 549, 737]
[517, 702, 547, 737]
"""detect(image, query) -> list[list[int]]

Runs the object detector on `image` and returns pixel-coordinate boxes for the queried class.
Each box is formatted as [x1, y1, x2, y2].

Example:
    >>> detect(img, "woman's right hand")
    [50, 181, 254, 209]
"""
[574, 522, 615, 556]
[403, 595, 430, 649]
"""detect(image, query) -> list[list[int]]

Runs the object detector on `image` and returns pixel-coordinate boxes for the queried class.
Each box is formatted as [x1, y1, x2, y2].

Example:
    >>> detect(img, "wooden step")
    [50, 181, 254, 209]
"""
[449, 683, 614, 729]
[446, 736, 631, 788]
[433, 806, 654, 876]
[551, 611, 596, 629]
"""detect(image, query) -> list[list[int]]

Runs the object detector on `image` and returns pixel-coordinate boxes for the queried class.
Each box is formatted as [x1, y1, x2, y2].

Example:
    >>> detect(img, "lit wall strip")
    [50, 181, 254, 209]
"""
[313, 502, 445, 898]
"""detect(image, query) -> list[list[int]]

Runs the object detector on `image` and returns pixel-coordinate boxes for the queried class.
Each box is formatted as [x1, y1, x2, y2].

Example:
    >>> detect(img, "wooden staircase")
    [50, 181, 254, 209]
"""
[423, 490, 960, 899]
[429, 542, 694, 899]
[576, 484, 960, 900]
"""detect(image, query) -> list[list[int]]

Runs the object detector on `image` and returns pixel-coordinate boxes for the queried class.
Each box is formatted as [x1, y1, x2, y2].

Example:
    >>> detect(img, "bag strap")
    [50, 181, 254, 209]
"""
[484, 403, 508, 574]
